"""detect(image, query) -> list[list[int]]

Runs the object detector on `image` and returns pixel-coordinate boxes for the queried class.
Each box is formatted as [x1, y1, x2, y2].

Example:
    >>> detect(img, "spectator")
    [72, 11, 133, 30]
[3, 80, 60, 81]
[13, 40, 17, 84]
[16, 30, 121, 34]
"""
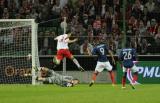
[126, 24, 134, 36]
[145, 0, 155, 13]
[80, 39, 93, 55]
[94, 0, 102, 15]
[112, 23, 121, 36]
[141, 6, 150, 23]
[138, 20, 147, 36]
[2, 8, 9, 19]
[93, 15, 101, 36]
[104, 7, 114, 33]
[0, 0, 159, 55]
[87, 25, 94, 43]
[128, 16, 138, 31]
[39, 2, 51, 21]
[140, 38, 149, 54]
[82, 14, 90, 29]
[147, 19, 159, 36]
[29, 8, 39, 19]
[101, 22, 107, 34]
[101, 1, 106, 18]
[154, 26, 160, 46]
[87, 0, 95, 19]
[131, 0, 143, 19]
[60, 0, 68, 9]
[69, 42, 80, 55]
[52, 0, 61, 18]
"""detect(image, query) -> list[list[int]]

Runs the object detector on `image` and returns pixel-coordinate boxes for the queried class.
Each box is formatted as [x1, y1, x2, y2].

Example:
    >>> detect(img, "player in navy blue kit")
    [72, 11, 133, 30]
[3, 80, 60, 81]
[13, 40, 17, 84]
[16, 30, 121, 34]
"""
[119, 44, 138, 89]
[87, 40, 116, 87]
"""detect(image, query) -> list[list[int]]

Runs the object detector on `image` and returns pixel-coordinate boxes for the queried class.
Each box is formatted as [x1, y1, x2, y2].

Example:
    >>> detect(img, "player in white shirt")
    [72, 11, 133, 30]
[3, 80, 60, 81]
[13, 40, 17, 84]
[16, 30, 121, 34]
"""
[53, 33, 85, 71]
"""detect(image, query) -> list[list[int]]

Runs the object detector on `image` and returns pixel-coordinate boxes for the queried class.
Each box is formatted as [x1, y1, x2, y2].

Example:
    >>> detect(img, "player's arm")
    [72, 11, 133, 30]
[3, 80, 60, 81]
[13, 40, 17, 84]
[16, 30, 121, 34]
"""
[67, 33, 72, 38]
[66, 33, 77, 43]
[63, 33, 72, 40]
[54, 36, 59, 40]
[67, 38, 78, 43]
[108, 50, 115, 65]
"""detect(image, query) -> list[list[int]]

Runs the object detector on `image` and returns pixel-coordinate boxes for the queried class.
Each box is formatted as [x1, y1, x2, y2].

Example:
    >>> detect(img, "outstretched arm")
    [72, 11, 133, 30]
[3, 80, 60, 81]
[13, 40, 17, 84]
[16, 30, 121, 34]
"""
[67, 38, 78, 43]
[66, 33, 78, 43]
[54, 36, 58, 40]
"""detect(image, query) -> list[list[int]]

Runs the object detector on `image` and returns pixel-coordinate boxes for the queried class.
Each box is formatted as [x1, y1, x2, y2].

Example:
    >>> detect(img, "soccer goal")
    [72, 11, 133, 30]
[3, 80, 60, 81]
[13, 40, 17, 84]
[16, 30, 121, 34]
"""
[0, 19, 39, 85]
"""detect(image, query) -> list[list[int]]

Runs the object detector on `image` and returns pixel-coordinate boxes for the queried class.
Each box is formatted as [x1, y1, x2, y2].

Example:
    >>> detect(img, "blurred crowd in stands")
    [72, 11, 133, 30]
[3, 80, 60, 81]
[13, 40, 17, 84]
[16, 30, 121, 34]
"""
[0, 0, 160, 55]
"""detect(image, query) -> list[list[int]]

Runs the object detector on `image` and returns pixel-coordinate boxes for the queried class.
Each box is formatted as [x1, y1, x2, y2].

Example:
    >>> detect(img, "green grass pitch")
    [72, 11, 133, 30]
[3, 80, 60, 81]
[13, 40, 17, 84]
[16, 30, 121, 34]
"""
[0, 84, 160, 103]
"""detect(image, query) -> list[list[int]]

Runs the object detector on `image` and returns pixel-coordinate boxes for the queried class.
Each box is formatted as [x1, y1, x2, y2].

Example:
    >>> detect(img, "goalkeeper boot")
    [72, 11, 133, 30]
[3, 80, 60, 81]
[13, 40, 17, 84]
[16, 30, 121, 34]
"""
[89, 81, 94, 87]
[78, 66, 85, 72]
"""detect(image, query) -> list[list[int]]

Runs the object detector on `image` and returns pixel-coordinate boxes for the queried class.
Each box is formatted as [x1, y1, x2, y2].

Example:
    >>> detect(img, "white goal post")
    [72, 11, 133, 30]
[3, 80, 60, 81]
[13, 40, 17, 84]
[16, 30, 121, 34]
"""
[0, 19, 39, 85]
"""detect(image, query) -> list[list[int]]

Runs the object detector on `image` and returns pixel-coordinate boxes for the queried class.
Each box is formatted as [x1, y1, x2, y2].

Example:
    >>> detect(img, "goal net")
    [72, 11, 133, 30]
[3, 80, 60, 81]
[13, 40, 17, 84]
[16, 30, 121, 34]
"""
[0, 19, 39, 84]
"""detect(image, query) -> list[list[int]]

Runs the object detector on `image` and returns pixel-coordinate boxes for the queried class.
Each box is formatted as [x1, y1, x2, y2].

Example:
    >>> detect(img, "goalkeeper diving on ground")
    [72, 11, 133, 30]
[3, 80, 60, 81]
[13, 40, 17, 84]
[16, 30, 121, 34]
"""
[25, 67, 80, 87]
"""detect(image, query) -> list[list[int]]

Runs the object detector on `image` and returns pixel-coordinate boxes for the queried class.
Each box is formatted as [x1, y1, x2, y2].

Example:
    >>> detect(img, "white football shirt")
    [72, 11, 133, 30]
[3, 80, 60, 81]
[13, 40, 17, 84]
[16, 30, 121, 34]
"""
[55, 34, 69, 50]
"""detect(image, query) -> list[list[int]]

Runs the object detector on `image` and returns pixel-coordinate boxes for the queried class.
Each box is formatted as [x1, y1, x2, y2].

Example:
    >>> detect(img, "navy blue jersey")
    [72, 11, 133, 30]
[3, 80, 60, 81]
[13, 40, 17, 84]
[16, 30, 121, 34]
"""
[92, 44, 109, 62]
[119, 48, 136, 68]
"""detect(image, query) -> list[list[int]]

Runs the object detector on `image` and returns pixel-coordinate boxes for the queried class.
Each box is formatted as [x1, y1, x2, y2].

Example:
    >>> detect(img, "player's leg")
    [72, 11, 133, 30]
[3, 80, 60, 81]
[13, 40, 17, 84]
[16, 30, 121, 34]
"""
[105, 62, 116, 85]
[131, 65, 138, 84]
[65, 50, 85, 71]
[89, 62, 104, 87]
[72, 57, 85, 71]
[53, 50, 63, 68]
[132, 72, 138, 83]
[122, 67, 127, 88]
[89, 71, 99, 87]
[108, 70, 116, 86]
[53, 56, 61, 65]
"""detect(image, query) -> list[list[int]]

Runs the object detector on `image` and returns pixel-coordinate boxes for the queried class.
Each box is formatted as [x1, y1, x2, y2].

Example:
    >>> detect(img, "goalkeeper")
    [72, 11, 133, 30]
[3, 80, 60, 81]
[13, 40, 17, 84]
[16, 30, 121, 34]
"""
[35, 67, 79, 87]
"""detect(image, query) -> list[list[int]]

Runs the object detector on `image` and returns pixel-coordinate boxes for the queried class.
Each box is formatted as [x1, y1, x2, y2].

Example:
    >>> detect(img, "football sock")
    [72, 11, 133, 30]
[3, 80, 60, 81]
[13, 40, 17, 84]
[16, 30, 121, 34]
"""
[109, 71, 116, 84]
[122, 76, 126, 87]
[53, 57, 58, 65]
[132, 72, 138, 83]
[73, 58, 81, 68]
[92, 72, 98, 81]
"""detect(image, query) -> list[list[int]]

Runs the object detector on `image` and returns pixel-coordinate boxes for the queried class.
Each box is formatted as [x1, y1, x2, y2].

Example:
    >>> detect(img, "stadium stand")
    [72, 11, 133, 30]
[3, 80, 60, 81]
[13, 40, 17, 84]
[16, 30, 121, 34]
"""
[0, 0, 160, 55]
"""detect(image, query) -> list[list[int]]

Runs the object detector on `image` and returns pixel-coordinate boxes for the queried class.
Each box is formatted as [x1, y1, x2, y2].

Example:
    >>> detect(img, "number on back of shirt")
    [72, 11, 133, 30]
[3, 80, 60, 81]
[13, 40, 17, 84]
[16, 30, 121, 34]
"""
[123, 51, 132, 60]
[100, 48, 105, 55]
[60, 36, 67, 42]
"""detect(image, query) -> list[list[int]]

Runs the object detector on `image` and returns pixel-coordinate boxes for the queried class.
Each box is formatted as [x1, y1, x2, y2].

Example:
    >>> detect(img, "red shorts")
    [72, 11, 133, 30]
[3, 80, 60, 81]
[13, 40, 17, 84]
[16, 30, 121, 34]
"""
[56, 49, 73, 60]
